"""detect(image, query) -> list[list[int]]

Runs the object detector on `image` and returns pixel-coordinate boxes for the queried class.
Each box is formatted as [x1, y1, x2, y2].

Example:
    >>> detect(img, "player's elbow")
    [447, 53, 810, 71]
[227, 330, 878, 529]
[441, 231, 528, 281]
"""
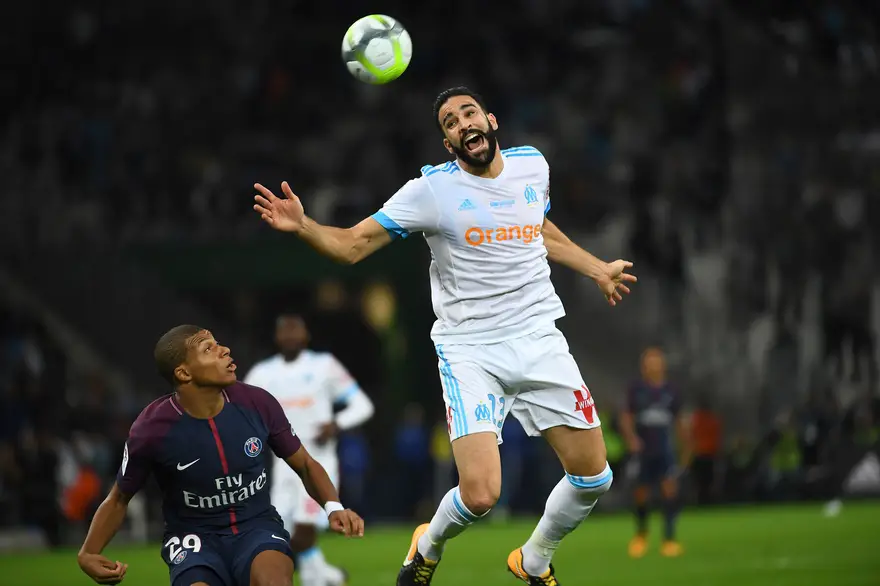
[339, 228, 368, 265]
[341, 250, 363, 265]
[357, 392, 376, 420]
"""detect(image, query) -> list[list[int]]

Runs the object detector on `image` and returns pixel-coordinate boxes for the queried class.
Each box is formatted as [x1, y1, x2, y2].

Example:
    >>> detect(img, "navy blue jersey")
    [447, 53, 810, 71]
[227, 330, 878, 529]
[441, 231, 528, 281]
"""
[117, 382, 301, 536]
[626, 381, 681, 456]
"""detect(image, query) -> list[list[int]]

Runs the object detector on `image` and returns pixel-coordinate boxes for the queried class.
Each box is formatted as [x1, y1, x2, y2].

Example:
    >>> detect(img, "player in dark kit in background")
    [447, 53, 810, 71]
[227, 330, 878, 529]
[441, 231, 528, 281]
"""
[620, 347, 690, 559]
[77, 325, 364, 586]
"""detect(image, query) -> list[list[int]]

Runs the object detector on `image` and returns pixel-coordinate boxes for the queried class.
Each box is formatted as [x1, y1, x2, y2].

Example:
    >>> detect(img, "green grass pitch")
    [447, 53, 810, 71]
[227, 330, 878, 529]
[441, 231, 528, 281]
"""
[4, 502, 879, 586]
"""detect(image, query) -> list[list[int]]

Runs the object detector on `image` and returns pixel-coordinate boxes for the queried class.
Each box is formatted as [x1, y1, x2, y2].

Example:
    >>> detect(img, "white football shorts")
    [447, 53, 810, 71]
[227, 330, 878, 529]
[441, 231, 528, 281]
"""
[271, 446, 339, 533]
[436, 324, 601, 442]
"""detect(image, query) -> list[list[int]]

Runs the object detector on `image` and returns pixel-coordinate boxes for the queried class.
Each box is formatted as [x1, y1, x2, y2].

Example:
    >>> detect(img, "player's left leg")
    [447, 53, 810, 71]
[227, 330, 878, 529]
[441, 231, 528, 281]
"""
[509, 426, 611, 584]
[659, 474, 683, 557]
[229, 520, 295, 586]
[506, 326, 612, 584]
[249, 550, 294, 586]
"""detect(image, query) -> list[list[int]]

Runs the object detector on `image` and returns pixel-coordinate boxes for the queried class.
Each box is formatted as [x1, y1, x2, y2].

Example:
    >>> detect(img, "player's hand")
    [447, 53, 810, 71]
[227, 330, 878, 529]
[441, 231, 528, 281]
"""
[596, 260, 637, 306]
[627, 436, 644, 454]
[253, 182, 305, 233]
[315, 421, 340, 446]
[328, 509, 365, 538]
[78, 552, 128, 585]
[679, 450, 693, 471]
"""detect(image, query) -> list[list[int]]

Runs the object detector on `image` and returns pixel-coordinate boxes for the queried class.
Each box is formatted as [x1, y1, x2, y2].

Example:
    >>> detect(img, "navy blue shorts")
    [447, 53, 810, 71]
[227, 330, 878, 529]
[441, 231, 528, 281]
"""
[163, 519, 292, 586]
[633, 453, 676, 485]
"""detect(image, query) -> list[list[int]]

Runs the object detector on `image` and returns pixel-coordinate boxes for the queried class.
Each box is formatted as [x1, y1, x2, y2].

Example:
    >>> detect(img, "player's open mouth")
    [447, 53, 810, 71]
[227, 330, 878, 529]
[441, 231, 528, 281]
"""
[227, 361, 236, 372]
[463, 131, 486, 153]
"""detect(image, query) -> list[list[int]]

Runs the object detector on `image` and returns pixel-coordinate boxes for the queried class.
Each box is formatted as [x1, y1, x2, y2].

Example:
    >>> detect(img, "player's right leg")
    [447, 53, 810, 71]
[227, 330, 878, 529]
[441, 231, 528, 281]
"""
[397, 345, 507, 586]
[173, 567, 224, 586]
[628, 482, 650, 559]
[398, 432, 501, 586]
[163, 532, 233, 586]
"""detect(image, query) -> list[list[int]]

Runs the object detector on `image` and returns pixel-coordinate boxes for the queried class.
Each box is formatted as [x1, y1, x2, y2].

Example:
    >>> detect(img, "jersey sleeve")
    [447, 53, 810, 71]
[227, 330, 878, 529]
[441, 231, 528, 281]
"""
[371, 177, 438, 238]
[325, 355, 359, 404]
[251, 385, 303, 459]
[116, 421, 154, 496]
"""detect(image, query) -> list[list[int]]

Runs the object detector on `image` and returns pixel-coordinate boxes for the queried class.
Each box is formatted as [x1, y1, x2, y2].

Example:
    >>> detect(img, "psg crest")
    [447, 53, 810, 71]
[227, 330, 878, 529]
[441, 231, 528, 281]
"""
[173, 550, 187, 565]
[244, 437, 263, 458]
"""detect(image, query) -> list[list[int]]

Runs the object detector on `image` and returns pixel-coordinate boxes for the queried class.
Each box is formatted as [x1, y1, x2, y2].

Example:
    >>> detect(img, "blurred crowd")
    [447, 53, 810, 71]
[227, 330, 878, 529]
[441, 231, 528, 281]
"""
[0, 308, 133, 544]
[1, 0, 879, 546]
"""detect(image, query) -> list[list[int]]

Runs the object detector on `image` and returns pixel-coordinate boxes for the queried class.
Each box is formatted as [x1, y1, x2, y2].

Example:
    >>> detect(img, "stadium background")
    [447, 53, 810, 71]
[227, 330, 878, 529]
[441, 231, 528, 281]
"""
[1, 0, 879, 584]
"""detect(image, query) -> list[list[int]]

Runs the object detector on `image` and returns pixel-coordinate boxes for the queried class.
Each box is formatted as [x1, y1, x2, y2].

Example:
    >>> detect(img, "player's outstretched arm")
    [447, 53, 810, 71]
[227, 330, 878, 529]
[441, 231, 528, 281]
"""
[542, 219, 638, 306]
[77, 483, 131, 584]
[284, 446, 365, 537]
[254, 182, 392, 264]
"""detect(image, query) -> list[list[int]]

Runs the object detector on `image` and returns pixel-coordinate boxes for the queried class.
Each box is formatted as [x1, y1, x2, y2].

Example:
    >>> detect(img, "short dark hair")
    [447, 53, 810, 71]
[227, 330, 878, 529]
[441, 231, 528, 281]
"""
[154, 324, 205, 385]
[432, 86, 489, 132]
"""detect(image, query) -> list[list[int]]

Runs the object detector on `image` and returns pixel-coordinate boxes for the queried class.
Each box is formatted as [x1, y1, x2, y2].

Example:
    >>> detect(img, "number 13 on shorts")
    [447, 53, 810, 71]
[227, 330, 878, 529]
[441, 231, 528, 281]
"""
[446, 389, 508, 440]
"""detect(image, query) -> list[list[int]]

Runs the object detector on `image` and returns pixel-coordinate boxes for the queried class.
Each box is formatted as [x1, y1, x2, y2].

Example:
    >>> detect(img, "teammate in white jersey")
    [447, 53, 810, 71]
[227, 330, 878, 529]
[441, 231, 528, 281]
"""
[244, 313, 374, 586]
[253, 87, 636, 586]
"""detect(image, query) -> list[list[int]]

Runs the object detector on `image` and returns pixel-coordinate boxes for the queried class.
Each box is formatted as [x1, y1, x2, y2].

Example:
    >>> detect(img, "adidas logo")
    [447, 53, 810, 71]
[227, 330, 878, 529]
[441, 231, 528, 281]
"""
[458, 199, 476, 211]
[844, 452, 880, 494]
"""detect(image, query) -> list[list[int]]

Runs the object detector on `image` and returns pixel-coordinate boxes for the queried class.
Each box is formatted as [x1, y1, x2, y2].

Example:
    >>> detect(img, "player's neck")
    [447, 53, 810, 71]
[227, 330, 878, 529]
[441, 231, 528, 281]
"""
[174, 386, 226, 419]
[280, 350, 302, 362]
[644, 376, 666, 388]
[459, 147, 504, 179]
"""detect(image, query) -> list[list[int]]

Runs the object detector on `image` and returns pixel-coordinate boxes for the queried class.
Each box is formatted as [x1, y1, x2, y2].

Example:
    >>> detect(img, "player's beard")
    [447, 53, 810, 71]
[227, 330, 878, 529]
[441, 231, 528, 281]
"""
[450, 127, 498, 168]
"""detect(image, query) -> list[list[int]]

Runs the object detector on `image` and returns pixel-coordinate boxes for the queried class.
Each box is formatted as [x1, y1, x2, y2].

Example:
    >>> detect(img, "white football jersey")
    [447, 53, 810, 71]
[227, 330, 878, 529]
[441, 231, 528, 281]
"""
[243, 350, 357, 452]
[371, 145, 565, 344]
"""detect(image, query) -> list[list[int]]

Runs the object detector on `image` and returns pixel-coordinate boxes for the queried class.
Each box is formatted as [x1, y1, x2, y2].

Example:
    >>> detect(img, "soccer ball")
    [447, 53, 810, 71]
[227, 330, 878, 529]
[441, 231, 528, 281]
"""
[341, 15, 412, 85]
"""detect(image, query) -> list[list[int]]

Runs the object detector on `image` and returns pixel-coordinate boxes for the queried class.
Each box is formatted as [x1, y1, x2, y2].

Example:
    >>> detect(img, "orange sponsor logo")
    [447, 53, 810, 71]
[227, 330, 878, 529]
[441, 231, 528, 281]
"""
[281, 397, 315, 409]
[464, 224, 543, 247]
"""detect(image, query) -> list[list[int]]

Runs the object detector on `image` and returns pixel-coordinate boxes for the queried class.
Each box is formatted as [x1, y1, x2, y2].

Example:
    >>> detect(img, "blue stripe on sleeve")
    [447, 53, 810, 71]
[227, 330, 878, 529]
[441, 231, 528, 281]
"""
[371, 211, 409, 240]
[332, 383, 360, 405]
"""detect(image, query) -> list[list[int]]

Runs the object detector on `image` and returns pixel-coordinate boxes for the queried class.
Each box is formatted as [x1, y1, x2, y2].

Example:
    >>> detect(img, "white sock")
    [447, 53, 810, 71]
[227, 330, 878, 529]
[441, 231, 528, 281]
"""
[297, 546, 326, 586]
[321, 561, 347, 585]
[417, 486, 487, 561]
[522, 463, 613, 576]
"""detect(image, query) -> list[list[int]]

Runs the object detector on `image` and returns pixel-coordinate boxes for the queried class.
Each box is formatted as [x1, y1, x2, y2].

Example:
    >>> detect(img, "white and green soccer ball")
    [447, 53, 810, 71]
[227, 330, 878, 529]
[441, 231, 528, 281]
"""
[341, 14, 412, 85]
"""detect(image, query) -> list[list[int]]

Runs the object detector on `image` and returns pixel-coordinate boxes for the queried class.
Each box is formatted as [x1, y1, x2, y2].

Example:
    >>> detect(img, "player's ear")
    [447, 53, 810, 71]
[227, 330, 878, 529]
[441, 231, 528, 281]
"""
[488, 113, 498, 131]
[443, 137, 454, 155]
[174, 364, 192, 385]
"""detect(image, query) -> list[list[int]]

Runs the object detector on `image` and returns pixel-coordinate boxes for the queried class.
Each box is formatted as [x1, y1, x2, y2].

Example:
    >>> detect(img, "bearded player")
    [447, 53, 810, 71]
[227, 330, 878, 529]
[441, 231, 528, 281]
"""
[253, 87, 636, 586]
[245, 313, 375, 586]
[76, 325, 364, 586]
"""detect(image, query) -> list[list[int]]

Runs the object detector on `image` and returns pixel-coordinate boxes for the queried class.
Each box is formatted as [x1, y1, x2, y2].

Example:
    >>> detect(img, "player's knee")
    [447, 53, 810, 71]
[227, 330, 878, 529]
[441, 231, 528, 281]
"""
[251, 567, 292, 586]
[661, 479, 679, 500]
[459, 483, 500, 516]
[566, 462, 613, 499]
[289, 524, 317, 554]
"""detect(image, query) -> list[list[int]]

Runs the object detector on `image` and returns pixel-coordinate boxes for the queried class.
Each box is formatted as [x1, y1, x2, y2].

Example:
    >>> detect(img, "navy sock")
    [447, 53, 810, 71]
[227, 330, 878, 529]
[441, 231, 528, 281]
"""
[635, 504, 648, 535]
[663, 498, 680, 540]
